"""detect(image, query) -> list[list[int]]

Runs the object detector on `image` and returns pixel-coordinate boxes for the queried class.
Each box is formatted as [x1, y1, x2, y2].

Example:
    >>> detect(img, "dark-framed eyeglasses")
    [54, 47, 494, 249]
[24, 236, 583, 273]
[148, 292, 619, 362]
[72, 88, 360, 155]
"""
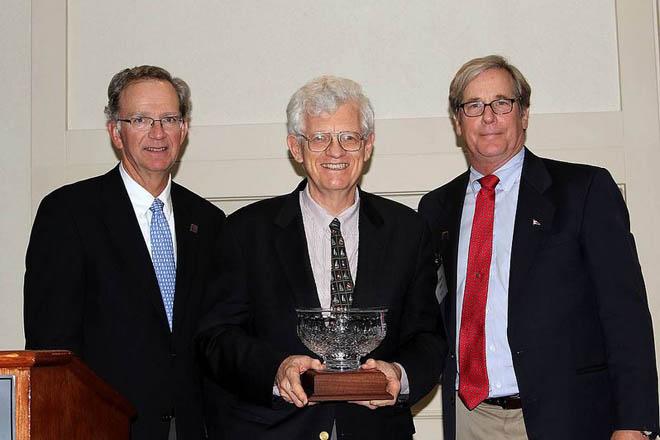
[458, 98, 518, 117]
[297, 131, 366, 152]
[116, 115, 184, 131]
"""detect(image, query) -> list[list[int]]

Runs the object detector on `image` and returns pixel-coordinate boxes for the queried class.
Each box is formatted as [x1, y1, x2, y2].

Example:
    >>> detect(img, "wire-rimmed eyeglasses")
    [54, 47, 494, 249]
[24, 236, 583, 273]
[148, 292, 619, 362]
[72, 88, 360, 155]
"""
[297, 131, 366, 152]
[116, 115, 184, 131]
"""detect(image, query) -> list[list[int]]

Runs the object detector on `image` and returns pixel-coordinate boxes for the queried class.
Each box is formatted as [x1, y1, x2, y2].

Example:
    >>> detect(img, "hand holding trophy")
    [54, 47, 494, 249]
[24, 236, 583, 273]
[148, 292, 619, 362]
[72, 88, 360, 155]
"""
[295, 306, 393, 402]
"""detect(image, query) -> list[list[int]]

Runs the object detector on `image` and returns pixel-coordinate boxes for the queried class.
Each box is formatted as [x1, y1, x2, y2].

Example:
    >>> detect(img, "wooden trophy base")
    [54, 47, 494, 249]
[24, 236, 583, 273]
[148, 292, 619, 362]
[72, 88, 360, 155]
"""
[302, 369, 393, 402]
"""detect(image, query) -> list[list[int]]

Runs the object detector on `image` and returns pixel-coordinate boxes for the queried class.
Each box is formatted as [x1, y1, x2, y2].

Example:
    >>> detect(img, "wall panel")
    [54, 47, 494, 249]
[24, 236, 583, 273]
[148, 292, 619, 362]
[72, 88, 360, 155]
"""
[21, 1, 660, 438]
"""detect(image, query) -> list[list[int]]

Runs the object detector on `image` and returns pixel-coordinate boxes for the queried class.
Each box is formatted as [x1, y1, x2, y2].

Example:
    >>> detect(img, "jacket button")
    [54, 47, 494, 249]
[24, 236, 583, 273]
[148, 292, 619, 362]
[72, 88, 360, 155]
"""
[319, 431, 329, 440]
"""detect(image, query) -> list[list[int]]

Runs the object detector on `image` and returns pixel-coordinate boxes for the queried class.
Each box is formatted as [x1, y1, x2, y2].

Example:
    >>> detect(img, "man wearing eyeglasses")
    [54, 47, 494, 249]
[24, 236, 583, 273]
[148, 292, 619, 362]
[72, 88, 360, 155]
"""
[24, 65, 226, 440]
[197, 75, 445, 439]
[418, 55, 659, 439]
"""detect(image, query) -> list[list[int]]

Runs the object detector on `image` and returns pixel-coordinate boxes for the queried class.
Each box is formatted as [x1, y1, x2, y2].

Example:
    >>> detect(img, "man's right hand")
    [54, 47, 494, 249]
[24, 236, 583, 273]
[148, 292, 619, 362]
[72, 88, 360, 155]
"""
[276, 355, 324, 407]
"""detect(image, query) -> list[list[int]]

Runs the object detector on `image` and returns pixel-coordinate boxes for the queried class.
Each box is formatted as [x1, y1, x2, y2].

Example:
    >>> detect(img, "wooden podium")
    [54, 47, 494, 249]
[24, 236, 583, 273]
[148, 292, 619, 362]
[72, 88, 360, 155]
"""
[0, 350, 135, 440]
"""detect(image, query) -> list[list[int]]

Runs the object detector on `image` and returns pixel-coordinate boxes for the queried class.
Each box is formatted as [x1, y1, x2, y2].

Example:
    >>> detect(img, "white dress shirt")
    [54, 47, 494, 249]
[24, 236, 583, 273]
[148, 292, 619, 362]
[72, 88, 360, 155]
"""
[119, 163, 177, 264]
[273, 186, 410, 399]
[300, 186, 360, 308]
[455, 147, 525, 398]
[299, 185, 410, 394]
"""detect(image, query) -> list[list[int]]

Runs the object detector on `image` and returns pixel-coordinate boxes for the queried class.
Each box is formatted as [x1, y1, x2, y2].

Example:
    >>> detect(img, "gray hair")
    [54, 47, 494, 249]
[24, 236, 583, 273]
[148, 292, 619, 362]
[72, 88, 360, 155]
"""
[449, 55, 531, 118]
[104, 65, 191, 123]
[286, 75, 375, 136]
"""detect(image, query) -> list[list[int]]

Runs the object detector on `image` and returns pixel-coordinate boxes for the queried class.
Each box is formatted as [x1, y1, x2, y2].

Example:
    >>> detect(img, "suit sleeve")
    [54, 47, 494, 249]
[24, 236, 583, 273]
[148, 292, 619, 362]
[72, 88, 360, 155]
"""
[581, 168, 659, 431]
[390, 222, 448, 404]
[24, 192, 85, 353]
[196, 220, 288, 407]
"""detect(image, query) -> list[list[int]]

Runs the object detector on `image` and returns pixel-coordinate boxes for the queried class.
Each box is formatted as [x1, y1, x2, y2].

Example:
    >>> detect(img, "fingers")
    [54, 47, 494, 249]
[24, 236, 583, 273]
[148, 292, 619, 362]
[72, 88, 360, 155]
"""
[356, 359, 401, 407]
[276, 355, 321, 407]
[307, 358, 324, 371]
[361, 358, 378, 371]
[366, 396, 396, 408]
[348, 400, 378, 410]
[610, 430, 651, 440]
[277, 358, 307, 407]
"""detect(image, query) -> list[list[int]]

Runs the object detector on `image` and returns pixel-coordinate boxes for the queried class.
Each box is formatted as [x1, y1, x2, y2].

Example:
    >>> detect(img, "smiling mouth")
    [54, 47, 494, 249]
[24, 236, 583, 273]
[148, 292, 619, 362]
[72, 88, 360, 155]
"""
[321, 163, 348, 170]
[144, 146, 168, 152]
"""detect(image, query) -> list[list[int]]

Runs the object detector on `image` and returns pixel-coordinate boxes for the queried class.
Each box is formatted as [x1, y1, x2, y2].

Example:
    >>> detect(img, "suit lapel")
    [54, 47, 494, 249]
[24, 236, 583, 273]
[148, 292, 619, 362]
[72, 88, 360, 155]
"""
[274, 184, 320, 308]
[172, 183, 199, 332]
[508, 149, 555, 313]
[99, 167, 170, 332]
[441, 172, 469, 349]
[353, 191, 386, 308]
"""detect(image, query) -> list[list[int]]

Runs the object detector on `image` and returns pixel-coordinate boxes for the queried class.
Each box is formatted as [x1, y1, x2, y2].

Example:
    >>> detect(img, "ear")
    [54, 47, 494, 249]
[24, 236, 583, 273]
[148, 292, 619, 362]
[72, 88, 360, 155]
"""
[179, 119, 189, 144]
[520, 107, 529, 130]
[363, 132, 375, 162]
[453, 114, 463, 137]
[287, 134, 304, 163]
[107, 121, 124, 150]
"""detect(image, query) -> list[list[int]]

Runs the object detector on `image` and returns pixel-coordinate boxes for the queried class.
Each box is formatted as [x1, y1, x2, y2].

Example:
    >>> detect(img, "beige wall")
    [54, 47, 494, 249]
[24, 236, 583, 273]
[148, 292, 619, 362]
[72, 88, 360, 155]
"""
[1, 1, 31, 351]
[1, 0, 658, 437]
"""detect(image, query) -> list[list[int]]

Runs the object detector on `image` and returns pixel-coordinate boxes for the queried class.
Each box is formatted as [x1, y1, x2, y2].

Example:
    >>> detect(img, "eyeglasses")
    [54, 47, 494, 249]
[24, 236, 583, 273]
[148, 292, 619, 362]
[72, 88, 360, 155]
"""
[116, 115, 184, 131]
[458, 98, 517, 117]
[298, 131, 366, 152]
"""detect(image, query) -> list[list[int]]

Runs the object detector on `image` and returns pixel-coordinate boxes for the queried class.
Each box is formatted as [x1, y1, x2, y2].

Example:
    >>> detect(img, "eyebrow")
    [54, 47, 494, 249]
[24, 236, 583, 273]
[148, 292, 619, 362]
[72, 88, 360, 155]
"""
[462, 93, 513, 102]
[125, 112, 181, 117]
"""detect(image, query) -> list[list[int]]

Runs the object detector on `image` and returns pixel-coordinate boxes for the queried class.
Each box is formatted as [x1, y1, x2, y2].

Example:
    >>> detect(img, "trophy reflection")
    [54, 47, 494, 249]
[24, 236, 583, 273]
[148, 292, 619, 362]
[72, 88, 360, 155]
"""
[296, 307, 392, 401]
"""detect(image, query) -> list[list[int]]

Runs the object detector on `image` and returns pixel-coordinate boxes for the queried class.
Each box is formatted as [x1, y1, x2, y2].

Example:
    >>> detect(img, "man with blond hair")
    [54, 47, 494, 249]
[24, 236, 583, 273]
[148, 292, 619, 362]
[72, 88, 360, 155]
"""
[419, 55, 659, 440]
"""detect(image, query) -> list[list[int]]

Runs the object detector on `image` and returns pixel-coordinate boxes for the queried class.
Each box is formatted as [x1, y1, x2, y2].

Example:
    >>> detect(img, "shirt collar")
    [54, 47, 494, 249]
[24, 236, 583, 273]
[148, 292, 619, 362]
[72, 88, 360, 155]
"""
[299, 184, 360, 232]
[119, 162, 173, 217]
[468, 147, 525, 194]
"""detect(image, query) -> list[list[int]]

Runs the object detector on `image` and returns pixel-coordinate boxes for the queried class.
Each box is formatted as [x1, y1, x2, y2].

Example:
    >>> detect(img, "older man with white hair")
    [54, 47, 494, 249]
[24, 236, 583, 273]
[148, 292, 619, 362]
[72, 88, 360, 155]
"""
[197, 75, 445, 440]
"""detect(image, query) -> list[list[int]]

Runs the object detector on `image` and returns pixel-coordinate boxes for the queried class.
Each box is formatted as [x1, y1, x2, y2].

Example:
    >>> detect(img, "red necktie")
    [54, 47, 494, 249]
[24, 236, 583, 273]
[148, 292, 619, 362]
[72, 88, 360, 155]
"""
[458, 174, 499, 410]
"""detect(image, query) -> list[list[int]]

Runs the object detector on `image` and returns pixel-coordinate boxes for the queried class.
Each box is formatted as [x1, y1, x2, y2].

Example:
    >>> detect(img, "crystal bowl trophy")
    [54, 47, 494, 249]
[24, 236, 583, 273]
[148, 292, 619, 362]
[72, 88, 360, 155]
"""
[296, 307, 392, 401]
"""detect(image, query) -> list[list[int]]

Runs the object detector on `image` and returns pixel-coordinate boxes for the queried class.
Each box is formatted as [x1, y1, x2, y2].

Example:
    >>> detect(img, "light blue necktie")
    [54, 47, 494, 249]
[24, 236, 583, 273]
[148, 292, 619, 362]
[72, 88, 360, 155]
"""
[150, 198, 176, 330]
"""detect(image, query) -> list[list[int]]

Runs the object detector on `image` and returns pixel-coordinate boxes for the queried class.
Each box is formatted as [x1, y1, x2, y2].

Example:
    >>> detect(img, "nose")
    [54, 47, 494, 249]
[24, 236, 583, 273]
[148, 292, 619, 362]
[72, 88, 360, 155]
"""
[148, 120, 167, 139]
[325, 135, 345, 157]
[481, 105, 496, 124]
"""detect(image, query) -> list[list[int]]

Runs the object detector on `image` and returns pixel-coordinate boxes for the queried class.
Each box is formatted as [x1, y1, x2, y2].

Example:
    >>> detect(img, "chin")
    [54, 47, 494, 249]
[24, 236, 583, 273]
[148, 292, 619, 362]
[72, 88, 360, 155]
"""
[146, 159, 175, 170]
[317, 181, 353, 192]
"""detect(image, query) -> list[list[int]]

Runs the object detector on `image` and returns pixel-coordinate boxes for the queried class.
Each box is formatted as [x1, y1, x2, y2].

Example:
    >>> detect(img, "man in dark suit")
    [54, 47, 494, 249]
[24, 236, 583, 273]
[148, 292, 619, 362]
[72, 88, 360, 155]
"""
[418, 55, 659, 440]
[24, 65, 225, 440]
[197, 76, 445, 439]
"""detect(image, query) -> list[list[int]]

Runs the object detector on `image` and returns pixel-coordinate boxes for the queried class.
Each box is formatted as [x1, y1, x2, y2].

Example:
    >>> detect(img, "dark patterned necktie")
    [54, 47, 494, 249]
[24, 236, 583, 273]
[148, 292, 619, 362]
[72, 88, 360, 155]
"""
[329, 218, 354, 308]
[458, 174, 499, 410]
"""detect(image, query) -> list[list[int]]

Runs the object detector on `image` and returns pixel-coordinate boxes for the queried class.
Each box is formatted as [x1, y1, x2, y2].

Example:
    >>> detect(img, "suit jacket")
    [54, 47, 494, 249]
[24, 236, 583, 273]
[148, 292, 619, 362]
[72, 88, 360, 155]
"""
[418, 148, 659, 440]
[24, 166, 226, 440]
[197, 181, 445, 440]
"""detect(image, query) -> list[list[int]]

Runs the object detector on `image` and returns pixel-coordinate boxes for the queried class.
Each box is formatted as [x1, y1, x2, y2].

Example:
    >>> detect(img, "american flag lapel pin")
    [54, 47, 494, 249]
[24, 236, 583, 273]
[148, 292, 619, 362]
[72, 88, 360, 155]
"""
[190, 224, 198, 233]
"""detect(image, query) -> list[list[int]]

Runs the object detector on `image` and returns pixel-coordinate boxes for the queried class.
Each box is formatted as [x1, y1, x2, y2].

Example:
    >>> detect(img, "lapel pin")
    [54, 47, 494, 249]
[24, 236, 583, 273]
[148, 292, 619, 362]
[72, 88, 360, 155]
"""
[190, 224, 198, 233]
[532, 219, 541, 227]
[441, 230, 449, 240]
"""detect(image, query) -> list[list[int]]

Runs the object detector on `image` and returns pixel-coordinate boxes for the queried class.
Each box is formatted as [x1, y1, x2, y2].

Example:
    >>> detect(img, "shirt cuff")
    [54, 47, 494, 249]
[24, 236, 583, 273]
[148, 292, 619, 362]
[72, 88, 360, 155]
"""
[395, 362, 410, 395]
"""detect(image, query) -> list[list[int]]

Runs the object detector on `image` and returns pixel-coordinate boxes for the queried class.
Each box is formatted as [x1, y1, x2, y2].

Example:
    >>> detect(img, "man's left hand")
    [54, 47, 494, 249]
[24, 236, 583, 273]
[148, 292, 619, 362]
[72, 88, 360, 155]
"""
[611, 430, 650, 440]
[350, 359, 401, 409]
